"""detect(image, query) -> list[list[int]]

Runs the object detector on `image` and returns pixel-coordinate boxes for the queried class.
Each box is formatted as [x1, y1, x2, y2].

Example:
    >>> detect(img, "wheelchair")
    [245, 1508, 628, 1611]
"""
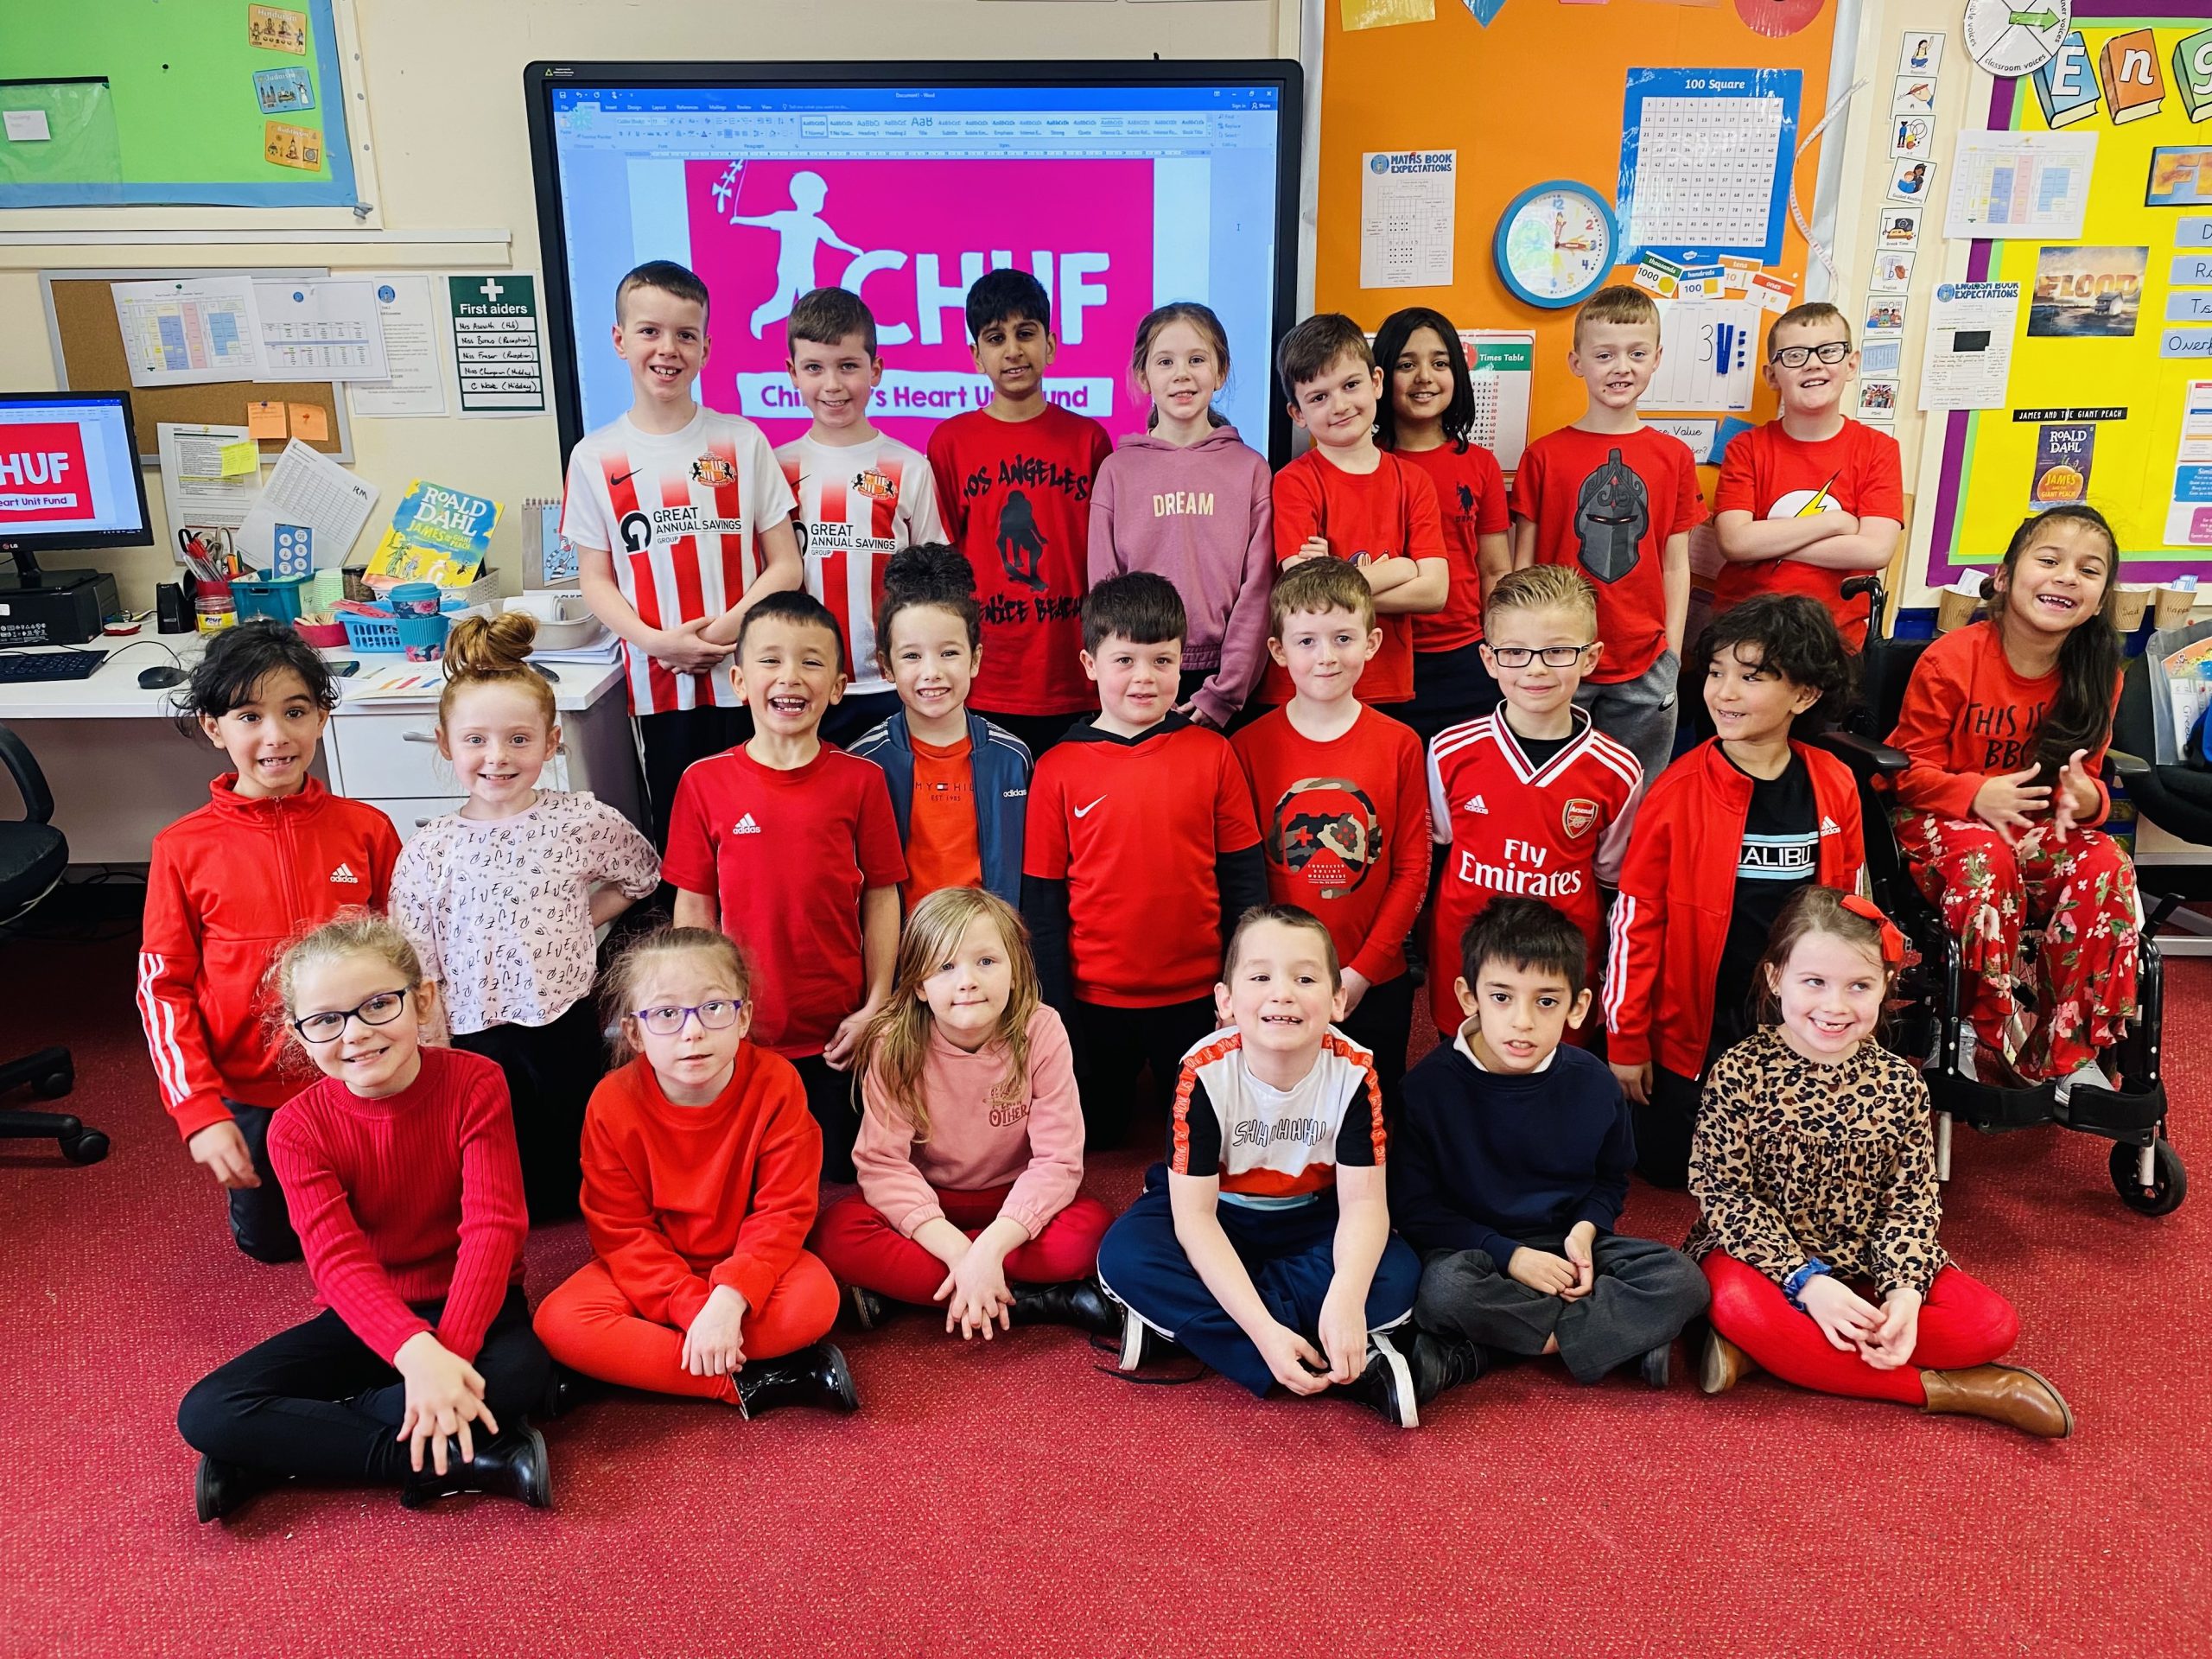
[1815, 575, 2184, 1216]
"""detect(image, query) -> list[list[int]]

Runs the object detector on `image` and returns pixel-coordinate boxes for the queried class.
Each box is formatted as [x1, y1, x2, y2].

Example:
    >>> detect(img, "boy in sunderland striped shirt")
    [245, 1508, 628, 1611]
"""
[563, 259, 803, 847]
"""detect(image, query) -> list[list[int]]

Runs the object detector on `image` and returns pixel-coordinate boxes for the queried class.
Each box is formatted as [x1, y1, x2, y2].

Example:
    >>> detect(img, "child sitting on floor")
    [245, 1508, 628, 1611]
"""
[1393, 898, 1707, 1398]
[1688, 887, 2071, 1438]
[178, 912, 550, 1522]
[532, 927, 857, 1420]
[813, 887, 1118, 1338]
[1093, 904, 1428, 1426]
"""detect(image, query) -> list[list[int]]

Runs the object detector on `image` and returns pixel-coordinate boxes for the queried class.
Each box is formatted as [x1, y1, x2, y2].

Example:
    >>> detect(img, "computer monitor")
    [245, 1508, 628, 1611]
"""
[0, 391, 155, 577]
[524, 61, 1304, 461]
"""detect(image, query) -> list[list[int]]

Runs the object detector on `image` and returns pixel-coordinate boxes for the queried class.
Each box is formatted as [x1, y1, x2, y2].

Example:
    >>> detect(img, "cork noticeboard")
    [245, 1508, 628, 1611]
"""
[39, 269, 351, 463]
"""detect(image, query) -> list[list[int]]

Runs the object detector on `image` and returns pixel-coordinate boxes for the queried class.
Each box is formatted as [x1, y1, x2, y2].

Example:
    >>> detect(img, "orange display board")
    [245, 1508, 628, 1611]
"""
[1314, 3, 1841, 453]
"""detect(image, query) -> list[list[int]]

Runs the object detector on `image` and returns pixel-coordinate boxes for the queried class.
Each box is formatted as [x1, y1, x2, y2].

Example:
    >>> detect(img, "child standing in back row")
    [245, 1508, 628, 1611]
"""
[1512, 285, 1707, 781]
[1374, 307, 1514, 747]
[1887, 505, 2135, 1090]
[563, 259, 803, 846]
[391, 611, 660, 1224]
[1088, 302, 1274, 730]
[140, 622, 402, 1263]
[1259, 314, 1448, 716]
[927, 269, 1115, 758]
[775, 285, 947, 747]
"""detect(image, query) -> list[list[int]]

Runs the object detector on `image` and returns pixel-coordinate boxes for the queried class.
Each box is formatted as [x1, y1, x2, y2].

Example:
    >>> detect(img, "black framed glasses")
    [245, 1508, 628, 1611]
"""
[1486, 644, 1597, 668]
[632, 999, 746, 1036]
[1770, 340, 1852, 368]
[293, 988, 414, 1045]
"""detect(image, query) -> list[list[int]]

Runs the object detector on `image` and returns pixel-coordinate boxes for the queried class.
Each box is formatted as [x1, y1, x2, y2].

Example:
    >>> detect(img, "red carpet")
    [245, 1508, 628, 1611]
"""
[3, 919, 2209, 1656]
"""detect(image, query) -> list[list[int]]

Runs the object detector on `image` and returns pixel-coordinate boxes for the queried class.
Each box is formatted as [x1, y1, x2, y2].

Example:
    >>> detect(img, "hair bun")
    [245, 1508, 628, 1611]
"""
[881, 543, 977, 605]
[442, 608, 537, 679]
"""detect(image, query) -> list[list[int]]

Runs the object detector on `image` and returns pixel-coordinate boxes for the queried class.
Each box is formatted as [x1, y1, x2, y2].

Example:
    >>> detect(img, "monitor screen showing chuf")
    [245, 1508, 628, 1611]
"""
[527, 62, 1303, 461]
[0, 392, 152, 556]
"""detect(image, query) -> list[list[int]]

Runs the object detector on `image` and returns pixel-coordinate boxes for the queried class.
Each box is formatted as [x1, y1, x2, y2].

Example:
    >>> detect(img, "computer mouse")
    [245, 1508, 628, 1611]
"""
[138, 664, 188, 689]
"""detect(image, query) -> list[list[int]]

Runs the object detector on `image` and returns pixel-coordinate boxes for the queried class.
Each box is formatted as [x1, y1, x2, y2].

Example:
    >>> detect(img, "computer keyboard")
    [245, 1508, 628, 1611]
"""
[0, 649, 107, 683]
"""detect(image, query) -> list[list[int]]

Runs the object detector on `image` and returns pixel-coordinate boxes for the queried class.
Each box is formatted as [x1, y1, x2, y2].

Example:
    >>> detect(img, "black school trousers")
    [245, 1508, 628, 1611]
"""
[450, 995, 609, 1225]
[1071, 996, 1218, 1152]
[177, 1287, 549, 1485]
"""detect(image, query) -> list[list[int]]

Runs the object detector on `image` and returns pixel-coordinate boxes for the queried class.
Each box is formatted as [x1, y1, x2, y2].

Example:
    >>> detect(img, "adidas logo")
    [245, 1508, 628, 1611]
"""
[732, 812, 763, 836]
[1820, 816, 1841, 835]
[328, 862, 360, 885]
[1464, 795, 1489, 815]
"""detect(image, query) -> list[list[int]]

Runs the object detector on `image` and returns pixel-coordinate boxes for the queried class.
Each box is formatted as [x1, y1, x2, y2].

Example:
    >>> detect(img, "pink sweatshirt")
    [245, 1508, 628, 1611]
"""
[855, 1004, 1084, 1239]
[1086, 423, 1274, 729]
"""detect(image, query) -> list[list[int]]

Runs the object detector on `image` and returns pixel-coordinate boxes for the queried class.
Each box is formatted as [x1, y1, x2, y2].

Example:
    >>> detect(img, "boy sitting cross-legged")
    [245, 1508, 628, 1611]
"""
[1094, 904, 1436, 1427]
[1392, 898, 1710, 1395]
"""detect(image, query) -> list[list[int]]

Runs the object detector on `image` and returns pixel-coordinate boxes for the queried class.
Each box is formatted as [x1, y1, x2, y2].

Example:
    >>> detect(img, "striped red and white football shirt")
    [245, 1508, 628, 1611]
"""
[774, 432, 944, 698]
[560, 409, 796, 715]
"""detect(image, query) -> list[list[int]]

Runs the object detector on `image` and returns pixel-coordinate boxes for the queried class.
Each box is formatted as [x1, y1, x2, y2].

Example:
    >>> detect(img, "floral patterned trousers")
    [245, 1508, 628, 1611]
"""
[1893, 812, 2139, 1080]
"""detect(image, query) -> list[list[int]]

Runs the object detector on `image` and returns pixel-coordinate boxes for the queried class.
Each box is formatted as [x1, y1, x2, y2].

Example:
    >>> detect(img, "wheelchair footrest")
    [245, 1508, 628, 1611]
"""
[1927, 1068, 2058, 1133]
[2056, 1079, 2168, 1139]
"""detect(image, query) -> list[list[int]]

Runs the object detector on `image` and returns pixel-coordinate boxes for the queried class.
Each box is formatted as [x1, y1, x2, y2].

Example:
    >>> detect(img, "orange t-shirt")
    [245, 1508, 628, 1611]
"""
[903, 734, 984, 905]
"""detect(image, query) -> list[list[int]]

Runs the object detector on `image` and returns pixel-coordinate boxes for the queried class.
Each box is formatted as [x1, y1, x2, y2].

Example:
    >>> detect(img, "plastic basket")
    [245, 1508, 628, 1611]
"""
[234, 576, 307, 625]
[339, 610, 404, 652]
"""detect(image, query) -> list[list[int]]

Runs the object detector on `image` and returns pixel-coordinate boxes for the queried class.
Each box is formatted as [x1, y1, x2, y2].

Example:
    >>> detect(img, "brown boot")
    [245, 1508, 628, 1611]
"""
[1699, 1327, 1756, 1395]
[1920, 1364, 2073, 1439]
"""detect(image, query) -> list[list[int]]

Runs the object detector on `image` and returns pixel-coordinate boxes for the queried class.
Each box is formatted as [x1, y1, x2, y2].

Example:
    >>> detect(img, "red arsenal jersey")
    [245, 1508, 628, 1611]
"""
[1424, 709, 1643, 1030]
[926, 403, 1114, 717]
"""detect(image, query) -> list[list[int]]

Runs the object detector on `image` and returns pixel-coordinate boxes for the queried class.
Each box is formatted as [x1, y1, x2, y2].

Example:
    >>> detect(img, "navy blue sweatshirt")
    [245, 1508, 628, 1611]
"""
[1389, 1037, 1634, 1263]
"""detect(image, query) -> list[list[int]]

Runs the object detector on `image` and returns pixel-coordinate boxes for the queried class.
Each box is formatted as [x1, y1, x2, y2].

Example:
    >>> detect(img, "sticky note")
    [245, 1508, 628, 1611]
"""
[287, 403, 329, 442]
[246, 400, 287, 440]
[3, 109, 51, 143]
[248, 4, 308, 54]
[219, 440, 260, 477]
[264, 119, 322, 172]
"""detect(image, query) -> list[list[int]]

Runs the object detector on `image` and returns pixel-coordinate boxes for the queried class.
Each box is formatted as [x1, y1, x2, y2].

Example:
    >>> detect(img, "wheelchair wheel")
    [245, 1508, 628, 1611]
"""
[2111, 1139, 2186, 1217]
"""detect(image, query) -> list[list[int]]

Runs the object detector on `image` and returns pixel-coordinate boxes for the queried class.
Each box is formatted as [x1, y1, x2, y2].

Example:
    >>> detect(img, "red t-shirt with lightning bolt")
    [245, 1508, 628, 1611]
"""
[560, 408, 796, 715]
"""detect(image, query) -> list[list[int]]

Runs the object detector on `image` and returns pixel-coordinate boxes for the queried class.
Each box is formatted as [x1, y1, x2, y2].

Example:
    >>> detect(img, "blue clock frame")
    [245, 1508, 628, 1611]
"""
[1492, 180, 1620, 309]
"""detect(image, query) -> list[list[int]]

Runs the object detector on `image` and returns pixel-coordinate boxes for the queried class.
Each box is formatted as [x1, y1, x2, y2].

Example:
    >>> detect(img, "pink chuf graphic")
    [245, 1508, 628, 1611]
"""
[684, 158, 1159, 448]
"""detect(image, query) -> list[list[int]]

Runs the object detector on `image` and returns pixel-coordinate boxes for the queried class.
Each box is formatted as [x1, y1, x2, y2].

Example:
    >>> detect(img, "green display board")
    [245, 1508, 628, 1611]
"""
[0, 1, 357, 207]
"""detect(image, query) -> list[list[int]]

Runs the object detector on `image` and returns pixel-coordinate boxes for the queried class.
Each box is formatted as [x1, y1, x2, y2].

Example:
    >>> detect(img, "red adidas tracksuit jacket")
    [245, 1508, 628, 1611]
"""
[1604, 739, 1864, 1080]
[137, 776, 401, 1142]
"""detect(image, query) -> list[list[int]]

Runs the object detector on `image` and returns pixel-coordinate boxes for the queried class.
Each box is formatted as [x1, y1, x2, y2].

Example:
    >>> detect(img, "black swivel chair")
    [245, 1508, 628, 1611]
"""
[0, 719, 107, 1165]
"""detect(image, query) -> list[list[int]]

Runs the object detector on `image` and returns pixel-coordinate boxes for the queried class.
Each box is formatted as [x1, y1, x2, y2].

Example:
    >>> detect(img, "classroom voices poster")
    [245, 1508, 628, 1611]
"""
[683, 157, 1159, 448]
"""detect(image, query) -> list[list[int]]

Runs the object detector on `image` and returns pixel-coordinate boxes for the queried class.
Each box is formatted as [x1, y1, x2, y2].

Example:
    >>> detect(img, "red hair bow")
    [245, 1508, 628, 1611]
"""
[1839, 893, 1905, 969]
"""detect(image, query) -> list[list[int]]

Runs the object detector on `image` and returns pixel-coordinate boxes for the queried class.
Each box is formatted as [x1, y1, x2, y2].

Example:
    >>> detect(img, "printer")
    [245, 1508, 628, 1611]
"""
[0, 568, 122, 647]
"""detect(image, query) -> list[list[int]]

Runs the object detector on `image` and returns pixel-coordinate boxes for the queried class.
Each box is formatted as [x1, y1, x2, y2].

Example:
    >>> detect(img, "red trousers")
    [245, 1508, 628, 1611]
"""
[1894, 812, 2139, 1079]
[532, 1253, 840, 1404]
[1702, 1252, 2018, 1406]
[813, 1185, 1116, 1306]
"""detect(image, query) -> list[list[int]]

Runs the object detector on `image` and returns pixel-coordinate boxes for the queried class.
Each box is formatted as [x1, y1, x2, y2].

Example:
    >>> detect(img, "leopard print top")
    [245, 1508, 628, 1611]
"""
[1682, 1027, 1949, 1298]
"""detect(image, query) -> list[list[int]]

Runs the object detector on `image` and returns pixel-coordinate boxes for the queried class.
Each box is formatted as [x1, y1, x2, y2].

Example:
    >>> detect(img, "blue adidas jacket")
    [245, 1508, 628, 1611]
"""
[846, 710, 1031, 906]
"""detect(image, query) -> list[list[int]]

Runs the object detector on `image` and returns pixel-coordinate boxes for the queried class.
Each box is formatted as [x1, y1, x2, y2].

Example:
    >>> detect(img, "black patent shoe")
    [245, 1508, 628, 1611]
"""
[733, 1342, 861, 1420]
[1350, 1332, 1487, 1427]
[399, 1424, 552, 1511]
[1008, 1278, 1121, 1338]
[195, 1455, 280, 1523]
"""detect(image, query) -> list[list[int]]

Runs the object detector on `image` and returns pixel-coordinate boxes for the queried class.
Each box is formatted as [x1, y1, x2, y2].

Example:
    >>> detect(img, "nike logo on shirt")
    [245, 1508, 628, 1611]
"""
[1073, 797, 1106, 818]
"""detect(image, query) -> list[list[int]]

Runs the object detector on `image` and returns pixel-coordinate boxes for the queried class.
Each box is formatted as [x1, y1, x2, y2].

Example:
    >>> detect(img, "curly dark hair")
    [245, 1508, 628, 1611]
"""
[1692, 594, 1857, 736]
[875, 542, 982, 662]
[171, 618, 338, 740]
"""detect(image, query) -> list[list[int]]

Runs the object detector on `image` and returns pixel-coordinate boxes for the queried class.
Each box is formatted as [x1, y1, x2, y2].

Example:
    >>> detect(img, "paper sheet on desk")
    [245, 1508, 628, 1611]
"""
[156, 422, 257, 531]
[235, 440, 378, 569]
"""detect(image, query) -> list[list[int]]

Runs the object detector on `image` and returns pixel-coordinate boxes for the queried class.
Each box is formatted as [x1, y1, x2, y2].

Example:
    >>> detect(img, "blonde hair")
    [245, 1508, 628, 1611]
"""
[438, 610, 556, 734]
[1572, 283, 1661, 348]
[602, 927, 752, 1058]
[1268, 556, 1376, 638]
[271, 908, 426, 1058]
[1483, 563, 1597, 636]
[856, 888, 1039, 1140]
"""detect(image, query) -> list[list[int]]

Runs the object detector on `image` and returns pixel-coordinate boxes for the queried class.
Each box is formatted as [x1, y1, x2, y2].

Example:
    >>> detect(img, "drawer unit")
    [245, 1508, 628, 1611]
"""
[363, 797, 471, 843]
[326, 711, 570, 799]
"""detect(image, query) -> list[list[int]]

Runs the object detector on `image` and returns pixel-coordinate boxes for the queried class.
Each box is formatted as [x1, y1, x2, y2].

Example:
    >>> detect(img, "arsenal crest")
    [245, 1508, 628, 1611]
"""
[690, 454, 739, 487]
[1561, 798, 1599, 839]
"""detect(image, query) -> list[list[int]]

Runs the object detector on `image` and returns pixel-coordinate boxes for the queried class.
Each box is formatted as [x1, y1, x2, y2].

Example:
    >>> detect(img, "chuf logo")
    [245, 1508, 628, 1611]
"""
[0, 423, 94, 523]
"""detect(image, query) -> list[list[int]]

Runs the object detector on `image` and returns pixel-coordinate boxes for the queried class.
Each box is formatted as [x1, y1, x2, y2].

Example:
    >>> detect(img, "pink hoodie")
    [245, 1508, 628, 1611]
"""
[854, 1004, 1085, 1239]
[1087, 423, 1274, 729]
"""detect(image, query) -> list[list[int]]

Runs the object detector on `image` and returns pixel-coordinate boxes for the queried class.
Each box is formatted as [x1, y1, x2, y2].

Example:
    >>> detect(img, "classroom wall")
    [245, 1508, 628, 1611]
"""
[0, 0, 1295, 609]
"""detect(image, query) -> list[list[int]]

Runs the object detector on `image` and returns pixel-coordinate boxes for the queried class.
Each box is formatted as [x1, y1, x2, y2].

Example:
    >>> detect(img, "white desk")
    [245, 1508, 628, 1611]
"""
[0, 642, 640, 864]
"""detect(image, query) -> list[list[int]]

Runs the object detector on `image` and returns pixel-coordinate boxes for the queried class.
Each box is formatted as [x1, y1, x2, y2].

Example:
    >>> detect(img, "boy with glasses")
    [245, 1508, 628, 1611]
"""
[1425, 566, 1643, 1036]
[1713, 303, 1904, 647]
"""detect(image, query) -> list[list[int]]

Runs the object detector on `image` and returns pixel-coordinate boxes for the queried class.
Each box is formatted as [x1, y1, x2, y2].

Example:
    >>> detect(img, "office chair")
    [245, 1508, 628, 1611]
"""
[0, 718, 107, 1165]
